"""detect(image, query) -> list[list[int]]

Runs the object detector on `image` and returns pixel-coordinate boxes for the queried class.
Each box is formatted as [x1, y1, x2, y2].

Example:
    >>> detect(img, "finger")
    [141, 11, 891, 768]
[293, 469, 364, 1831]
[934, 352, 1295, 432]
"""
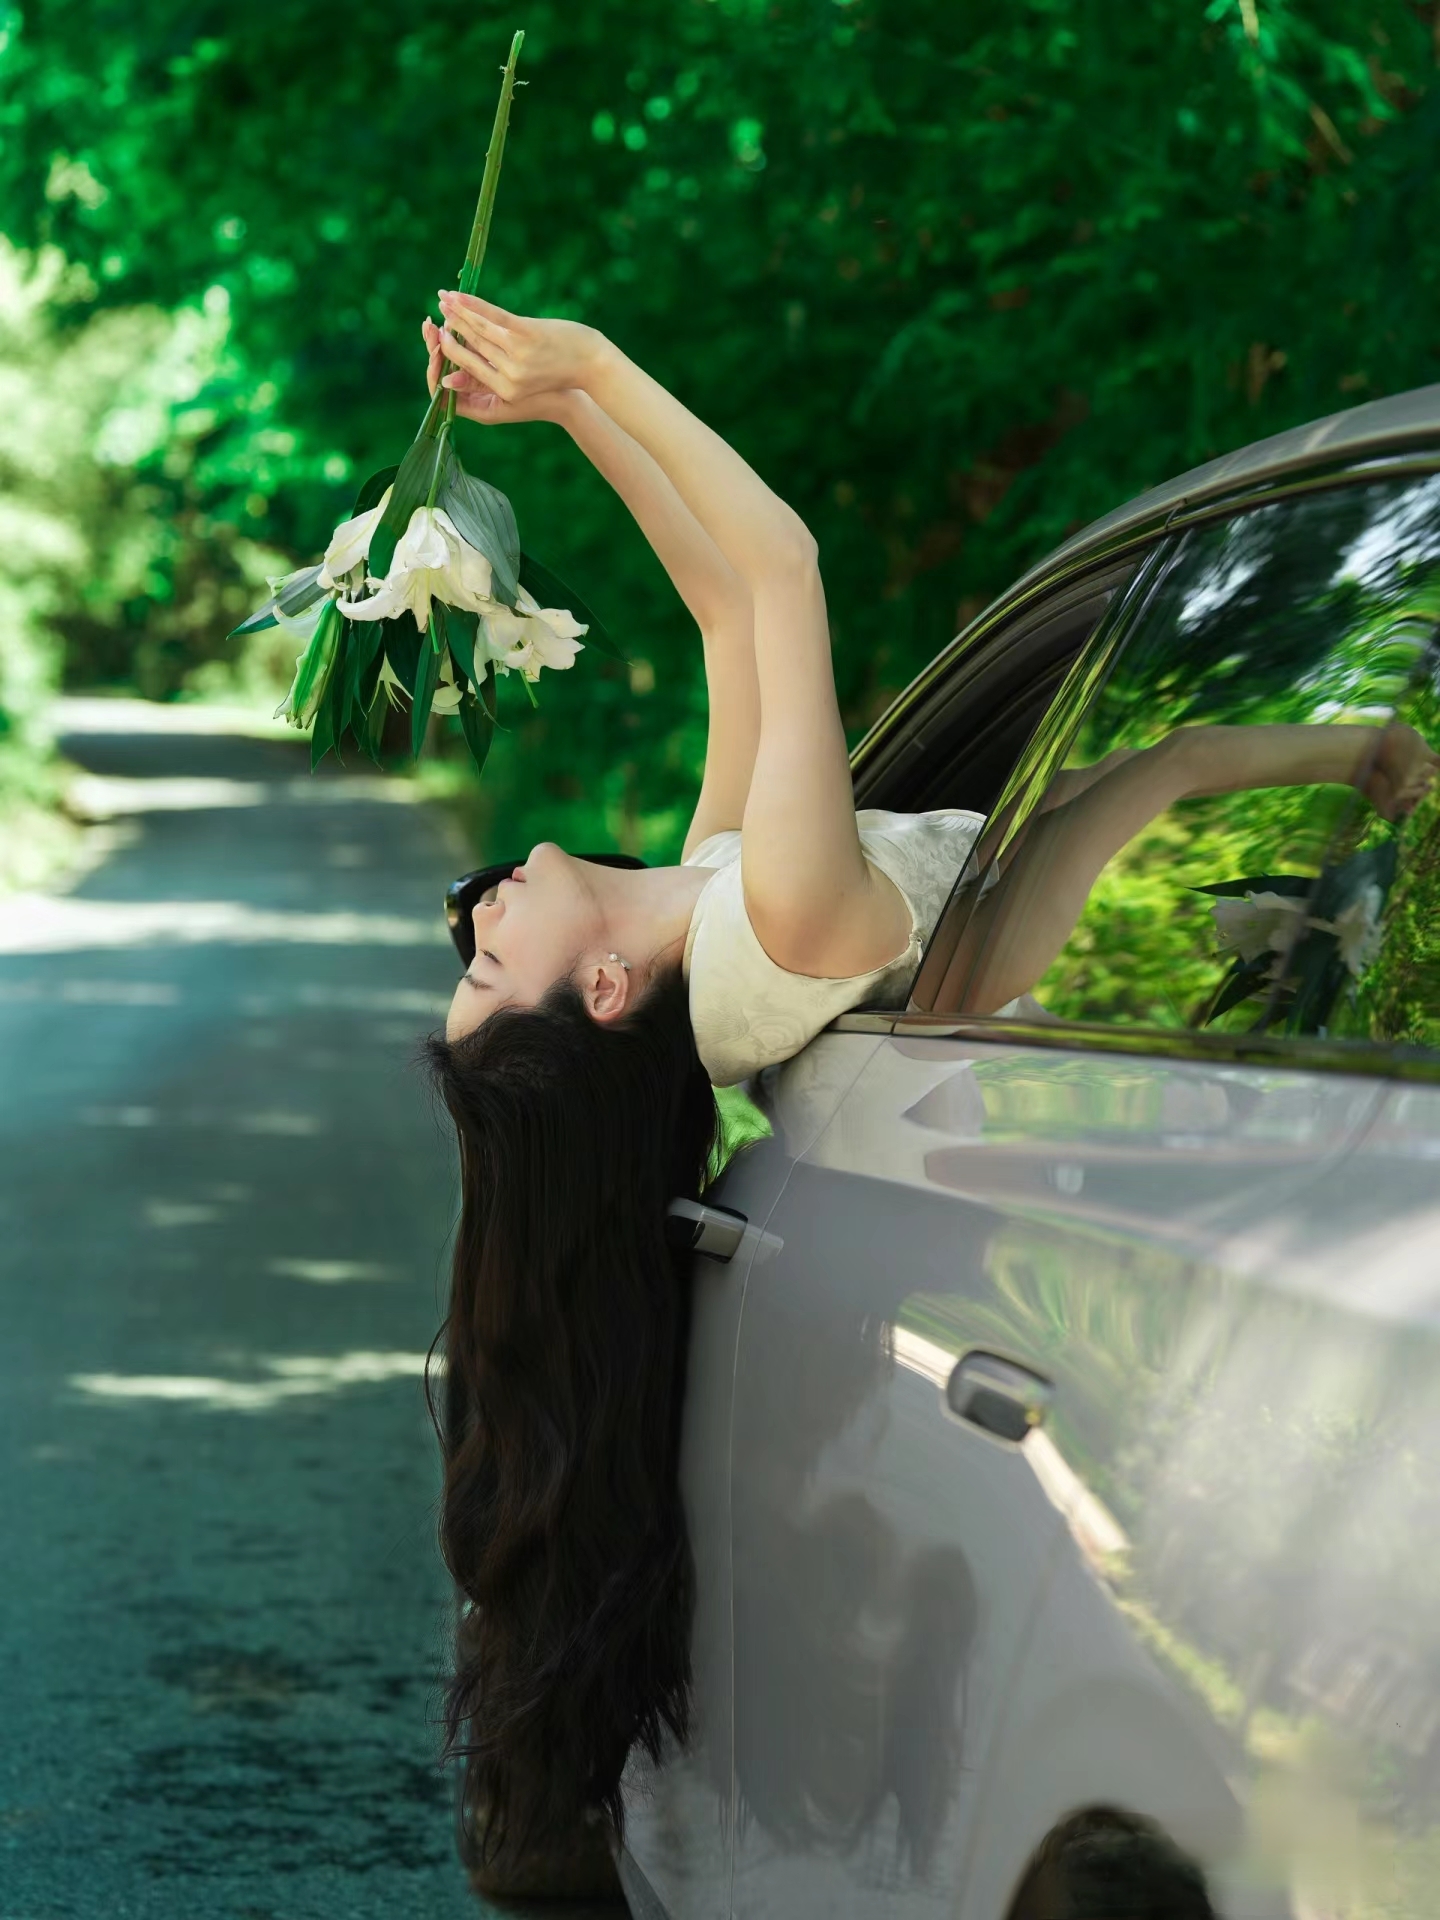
[439, 326, 511, 383]
[440, 289, 520, 328]
[439, 306, 497, 360]
[437, 327, 496, 378]
[439, 295, 513, 353]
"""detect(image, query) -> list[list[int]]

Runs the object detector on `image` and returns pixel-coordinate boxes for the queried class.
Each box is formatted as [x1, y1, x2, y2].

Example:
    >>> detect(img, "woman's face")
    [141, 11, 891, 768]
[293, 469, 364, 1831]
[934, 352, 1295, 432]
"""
[446, 843, 602, 1041]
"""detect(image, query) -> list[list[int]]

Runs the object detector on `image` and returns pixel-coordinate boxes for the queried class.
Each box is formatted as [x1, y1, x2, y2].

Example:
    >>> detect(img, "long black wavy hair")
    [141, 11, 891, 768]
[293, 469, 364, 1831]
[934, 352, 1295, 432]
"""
[424, 964, 719, 1866]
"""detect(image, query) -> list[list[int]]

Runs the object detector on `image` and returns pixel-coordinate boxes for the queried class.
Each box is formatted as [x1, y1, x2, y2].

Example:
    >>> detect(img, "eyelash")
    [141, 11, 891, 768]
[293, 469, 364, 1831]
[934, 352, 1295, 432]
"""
[482, 950, 499, 965]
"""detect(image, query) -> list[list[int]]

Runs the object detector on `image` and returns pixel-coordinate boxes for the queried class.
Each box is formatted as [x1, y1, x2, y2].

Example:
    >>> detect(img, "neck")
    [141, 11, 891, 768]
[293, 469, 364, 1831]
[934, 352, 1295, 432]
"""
[594, 862, 712, 973]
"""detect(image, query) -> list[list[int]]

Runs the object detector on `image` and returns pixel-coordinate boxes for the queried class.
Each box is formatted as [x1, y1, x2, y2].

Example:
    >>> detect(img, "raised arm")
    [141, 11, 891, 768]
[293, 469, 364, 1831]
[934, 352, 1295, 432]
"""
[425, 321, 757, 855]
[435, 294, 912, 977]
[964, 720, 1437, 1013]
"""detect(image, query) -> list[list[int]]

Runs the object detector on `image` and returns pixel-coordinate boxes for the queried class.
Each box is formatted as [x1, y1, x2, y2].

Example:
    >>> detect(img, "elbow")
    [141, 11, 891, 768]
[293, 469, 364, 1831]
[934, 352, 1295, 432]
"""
[754, 515, 819, 582]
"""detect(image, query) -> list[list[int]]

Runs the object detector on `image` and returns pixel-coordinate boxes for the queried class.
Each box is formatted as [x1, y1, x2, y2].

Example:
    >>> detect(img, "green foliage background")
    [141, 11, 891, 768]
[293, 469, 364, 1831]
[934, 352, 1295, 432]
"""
[3, 0, 1440, 859]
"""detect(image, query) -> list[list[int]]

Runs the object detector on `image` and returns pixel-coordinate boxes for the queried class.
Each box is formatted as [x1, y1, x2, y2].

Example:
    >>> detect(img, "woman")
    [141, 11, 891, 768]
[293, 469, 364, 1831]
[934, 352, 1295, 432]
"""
[419, 292, 1436, 1876]
[420, 293, 987, 1879]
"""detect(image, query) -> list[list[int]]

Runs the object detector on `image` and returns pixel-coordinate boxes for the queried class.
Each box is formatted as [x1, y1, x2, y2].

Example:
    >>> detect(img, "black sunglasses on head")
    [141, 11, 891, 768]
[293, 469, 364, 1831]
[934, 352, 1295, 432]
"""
[444, 854, 648, 969]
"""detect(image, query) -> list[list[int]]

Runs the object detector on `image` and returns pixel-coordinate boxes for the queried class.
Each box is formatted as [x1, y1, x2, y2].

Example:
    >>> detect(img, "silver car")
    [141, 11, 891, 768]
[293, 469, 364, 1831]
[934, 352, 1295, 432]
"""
[620, 387, 1440, 1920]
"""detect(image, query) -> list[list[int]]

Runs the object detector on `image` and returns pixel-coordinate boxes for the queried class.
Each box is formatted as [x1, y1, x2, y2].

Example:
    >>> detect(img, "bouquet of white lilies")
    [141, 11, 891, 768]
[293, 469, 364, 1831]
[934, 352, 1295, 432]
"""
[233, 30, 613, 771]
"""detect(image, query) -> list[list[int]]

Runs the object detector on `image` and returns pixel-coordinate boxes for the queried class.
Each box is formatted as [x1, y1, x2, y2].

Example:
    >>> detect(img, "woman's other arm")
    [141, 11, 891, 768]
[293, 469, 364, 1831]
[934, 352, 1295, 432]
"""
[966, 721, 1437, 1012]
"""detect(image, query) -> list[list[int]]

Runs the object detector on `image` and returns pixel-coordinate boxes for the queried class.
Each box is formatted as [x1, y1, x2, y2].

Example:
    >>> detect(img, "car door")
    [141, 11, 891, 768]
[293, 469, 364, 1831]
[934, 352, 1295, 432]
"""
[721, 566, 1143, 1920]
[893, 471, 1440, 1920]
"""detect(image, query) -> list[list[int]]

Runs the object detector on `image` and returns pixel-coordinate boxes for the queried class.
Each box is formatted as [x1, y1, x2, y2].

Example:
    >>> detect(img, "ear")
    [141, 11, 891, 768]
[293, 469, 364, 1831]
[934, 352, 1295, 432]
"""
[580, 954, 633, 1025]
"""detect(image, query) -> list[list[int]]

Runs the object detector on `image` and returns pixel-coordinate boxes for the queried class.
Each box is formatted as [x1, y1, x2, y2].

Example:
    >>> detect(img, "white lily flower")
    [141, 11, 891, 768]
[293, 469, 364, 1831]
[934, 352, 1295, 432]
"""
[319, 492, 390, 590]
[1330, 884, 1384, 976]
[483, 587, 587, 682]
[335, 507, 495, 633]
[1210, 890, 1308, 964]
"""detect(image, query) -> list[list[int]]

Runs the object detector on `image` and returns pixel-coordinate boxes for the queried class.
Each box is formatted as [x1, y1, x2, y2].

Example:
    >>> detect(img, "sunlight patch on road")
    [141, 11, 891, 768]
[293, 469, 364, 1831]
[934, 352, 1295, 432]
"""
[0, 978, 180, 1004]
[0, 896, 447, 953]
[54, 696, 295, 739]
[236, 1109, 326, 1137]
[84, 1107, 326, 1136]
[144, 1199, 224, 1229]
[66, 772, 425, 816]
[293, 985, 451, 1015]
[267, 1258, 395, 1285]
[68, 775, 270, 817]
[69, 1349, 431, 1413]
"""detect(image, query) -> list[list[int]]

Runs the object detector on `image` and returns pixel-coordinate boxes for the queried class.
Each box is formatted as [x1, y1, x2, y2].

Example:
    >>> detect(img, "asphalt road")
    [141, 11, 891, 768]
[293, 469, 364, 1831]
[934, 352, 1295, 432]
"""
[0, 703, 613, 1919]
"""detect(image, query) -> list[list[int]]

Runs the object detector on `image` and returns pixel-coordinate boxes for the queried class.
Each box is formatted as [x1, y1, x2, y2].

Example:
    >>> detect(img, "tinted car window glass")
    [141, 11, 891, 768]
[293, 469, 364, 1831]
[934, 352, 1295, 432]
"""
[853, 567, 1133, 819]
[932, 475, 1440, 1042]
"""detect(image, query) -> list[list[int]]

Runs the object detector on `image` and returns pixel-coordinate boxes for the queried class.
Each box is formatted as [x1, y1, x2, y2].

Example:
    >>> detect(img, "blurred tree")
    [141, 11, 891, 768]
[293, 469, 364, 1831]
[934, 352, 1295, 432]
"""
[2, 0, 1439, 854]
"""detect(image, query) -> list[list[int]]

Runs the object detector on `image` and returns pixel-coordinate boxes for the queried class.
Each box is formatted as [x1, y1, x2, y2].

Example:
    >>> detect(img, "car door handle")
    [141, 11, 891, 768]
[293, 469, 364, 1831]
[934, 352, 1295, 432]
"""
[946, 1351, 1053, 1444]
[666, 1197, 748, 1262]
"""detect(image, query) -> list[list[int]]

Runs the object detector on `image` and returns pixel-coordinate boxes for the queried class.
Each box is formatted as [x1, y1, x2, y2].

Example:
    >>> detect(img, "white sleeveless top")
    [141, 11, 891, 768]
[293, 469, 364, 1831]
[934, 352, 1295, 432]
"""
[681, 808, 985, 1087]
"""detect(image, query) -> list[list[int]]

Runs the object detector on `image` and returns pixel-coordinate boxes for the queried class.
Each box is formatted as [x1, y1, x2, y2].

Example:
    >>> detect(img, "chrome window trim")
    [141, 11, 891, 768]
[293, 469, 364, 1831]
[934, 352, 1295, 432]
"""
[851, 448, 1440, 786]
[826, 1010, 1440, 1084]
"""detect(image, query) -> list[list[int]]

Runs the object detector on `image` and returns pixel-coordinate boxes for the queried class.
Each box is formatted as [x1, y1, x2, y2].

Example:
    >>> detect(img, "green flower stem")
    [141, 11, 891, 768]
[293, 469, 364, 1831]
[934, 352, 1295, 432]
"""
[462, 30, 524, 284]
[426, 417, 450, 509]
[432, 29, 525, 438]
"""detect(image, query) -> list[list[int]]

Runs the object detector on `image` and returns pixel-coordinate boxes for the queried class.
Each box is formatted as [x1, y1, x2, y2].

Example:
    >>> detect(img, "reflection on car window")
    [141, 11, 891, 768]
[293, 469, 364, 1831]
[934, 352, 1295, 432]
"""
[941, 476, 1440, 1046]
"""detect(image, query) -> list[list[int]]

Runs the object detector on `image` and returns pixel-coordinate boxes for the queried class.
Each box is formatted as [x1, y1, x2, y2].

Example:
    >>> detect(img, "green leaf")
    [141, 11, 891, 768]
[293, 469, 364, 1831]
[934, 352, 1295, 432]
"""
[438, 463, 520, 605]
[476, 658, 499, 723]
[358, 683, 388, 766]
[1192, 874, 1313, 899]
[369, 433, 454, 582]
[312, 619, 353, 768]
[310, 700, 335, 769]
[1284, 932, 1345, 1035]
[382, 620, 423, 697]
[457, 680, 495, 775]
[349, 634, 386, 737]
[443, 606, 481, 686]
[343, 619, 383, 716]
[232, 564, 328, 639]
[412, 615, 442, 757]
[277, 565, 328, 618]
[232, 608, 279, 638]
[351, 464, 399, 517]
[1205, 959, 1273, 1022]
[518, 551, 621, 660]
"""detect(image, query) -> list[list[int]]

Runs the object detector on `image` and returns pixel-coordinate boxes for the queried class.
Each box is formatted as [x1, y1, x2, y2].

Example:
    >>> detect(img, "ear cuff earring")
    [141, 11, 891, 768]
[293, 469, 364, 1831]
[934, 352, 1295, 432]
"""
[607, 952, 631, 972]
